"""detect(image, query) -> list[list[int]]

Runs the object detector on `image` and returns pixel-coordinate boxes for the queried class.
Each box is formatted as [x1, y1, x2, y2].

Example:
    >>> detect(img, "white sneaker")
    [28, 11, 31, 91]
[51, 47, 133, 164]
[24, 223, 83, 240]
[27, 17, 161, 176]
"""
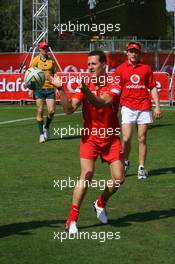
[137, 166, 148, 179]
[39, 134, 45, 143]
[93, 200, 108, 224]
[43, 126, 49, 140]
[65, 221, 78, 234]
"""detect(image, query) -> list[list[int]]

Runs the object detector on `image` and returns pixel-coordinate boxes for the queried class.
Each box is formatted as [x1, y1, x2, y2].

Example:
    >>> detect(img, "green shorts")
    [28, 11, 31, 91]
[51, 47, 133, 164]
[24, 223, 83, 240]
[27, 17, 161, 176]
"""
[34, 88, 55, 100]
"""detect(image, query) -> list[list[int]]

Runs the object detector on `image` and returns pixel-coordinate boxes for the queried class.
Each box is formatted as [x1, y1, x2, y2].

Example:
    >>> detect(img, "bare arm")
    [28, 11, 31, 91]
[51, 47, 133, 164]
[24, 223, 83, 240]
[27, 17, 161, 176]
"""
[47, 75, 81, 114]
[58, 90, 81, 114]
[150, 87, 161, 119]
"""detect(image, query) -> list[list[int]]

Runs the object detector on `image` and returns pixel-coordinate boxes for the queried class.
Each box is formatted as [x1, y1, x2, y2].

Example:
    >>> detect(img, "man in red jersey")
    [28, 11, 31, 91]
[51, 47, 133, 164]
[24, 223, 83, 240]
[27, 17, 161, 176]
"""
[115, 42, 161, 179]
[48, 50, 124, 234]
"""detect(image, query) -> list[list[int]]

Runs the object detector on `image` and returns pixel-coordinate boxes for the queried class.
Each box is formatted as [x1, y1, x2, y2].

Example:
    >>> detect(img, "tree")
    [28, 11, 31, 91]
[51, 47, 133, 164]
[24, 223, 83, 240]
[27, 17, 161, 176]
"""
[0, 0, 32, 52]
[126, 0, 167, 39]
[0, 0, 170, 52]
[166, 11, 173, 39]
[0, 0, 58, 52]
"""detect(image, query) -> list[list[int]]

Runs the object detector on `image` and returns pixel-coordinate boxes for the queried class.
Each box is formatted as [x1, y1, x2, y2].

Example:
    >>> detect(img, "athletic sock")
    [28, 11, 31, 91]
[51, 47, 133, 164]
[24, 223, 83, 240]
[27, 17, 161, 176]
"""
[97, 195, 108, 208]
[37, 120, 44, 135]
[138, 165, 144, 170]
[45, 116, 52, 129]
[67, 204, 80, 225]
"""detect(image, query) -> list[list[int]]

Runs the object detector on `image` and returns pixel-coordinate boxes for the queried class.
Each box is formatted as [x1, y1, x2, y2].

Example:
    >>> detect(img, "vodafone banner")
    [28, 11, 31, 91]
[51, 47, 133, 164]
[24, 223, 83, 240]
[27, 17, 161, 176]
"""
[0, 52, 174, 74]
[0, 72, 170, 102]
[172, 75, 175, 102]
[0, 74, 29, 101]
[153, 72, 169, 102]
[0, 73, 60, 101]
[0, 52, 156, 73]
[0, 73, 119, 101]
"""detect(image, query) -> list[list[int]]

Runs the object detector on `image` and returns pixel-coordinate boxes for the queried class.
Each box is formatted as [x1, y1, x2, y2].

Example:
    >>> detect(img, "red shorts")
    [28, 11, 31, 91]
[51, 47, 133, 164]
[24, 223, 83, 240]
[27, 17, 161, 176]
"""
[80, 137, 123, 164]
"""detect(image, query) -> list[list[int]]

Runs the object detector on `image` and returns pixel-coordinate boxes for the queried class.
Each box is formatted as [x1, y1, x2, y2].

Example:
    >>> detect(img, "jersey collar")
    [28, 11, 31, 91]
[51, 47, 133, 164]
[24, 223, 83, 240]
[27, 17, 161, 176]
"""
[39, 54, 49, 62]
[126, 60, 141, 68]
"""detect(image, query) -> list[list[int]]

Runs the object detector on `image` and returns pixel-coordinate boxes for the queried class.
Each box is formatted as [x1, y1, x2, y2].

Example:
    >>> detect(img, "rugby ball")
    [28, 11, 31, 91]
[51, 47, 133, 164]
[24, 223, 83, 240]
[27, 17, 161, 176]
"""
[24, 67, 45, 90]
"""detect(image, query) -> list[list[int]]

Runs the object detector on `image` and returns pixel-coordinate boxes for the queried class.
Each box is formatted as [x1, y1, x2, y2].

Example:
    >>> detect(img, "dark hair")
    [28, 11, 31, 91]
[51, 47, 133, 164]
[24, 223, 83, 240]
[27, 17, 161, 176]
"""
[88, 50, 107, 63]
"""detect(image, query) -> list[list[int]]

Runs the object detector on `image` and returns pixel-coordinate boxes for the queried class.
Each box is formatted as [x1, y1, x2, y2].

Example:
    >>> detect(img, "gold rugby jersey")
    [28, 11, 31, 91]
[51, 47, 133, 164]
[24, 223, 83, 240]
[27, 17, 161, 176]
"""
[30, 55, 56, 88]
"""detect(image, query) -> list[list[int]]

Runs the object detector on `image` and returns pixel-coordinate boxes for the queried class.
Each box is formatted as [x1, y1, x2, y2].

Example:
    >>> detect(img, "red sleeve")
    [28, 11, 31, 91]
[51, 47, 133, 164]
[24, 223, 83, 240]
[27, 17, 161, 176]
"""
[71, 88, 84, 101]
[114, 66, 121, 75]
[102, 83, 121, 100]
[147, 66, 156, 89]
[114, 66, 123, 87]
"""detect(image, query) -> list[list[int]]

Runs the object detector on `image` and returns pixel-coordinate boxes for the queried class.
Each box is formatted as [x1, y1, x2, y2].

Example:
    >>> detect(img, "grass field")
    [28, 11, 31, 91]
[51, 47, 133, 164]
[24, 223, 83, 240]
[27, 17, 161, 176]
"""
[0, 104, 175, 264]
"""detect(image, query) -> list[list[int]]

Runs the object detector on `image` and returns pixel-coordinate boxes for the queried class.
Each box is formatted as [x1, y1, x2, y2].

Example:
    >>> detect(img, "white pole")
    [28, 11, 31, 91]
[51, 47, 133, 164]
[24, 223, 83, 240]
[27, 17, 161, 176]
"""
[19, 0, 23, 52]
[49, 46, 63, 72]
[58, 0, 61, 35]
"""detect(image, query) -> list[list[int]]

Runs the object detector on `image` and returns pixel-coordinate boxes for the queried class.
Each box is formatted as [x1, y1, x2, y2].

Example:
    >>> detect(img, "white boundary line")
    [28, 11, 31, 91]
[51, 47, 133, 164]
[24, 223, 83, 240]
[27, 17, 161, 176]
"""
[0, 108, 174, 125]
[0, 111, 81, 125]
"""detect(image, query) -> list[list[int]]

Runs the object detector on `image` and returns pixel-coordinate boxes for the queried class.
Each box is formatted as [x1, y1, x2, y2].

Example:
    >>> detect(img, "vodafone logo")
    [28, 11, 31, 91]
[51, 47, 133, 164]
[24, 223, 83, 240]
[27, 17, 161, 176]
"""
[130, 74, 140, 84]
[67, 77, 80, 93]
[0, 78, 28, 92]
[64, 65, 78, 72]
[156, 81, 161, 92]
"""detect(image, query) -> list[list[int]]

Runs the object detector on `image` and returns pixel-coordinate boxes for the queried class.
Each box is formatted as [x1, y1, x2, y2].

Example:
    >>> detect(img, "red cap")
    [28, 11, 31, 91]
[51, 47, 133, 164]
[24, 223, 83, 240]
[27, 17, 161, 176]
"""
[38, 41, 49, 49]
[127, 43, 141, 52]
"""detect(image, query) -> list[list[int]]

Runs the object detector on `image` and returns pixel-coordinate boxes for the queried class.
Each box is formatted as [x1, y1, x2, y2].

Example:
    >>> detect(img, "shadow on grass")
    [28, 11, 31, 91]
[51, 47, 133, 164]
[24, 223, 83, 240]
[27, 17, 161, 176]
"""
[0, 219, 66, 238]
[79, 208, 175, 229]
[148, 167, 175, 176]
[1, 209, 175, 236]
[109, 208, 175, 227]
[148, 123, 174, 129]
[126, 167, 175, 177]
[49, 135, 81, 141]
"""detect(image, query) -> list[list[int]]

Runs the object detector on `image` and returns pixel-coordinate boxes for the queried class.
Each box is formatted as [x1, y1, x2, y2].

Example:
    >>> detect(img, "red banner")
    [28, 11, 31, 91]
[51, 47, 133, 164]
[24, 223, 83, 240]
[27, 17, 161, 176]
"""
[0, 72, 170, 102]
[0, 52, 174, 75]
[0, 52, 163, 73]
[172, 75, 175, 102]
[153, 72, 169, 102]
[0, 74, 29, 101]
[0, 53, 89, 74]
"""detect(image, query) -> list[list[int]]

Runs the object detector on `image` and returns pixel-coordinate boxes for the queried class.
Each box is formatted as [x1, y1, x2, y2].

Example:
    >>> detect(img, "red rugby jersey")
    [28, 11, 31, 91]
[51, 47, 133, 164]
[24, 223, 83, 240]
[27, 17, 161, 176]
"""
[71, 78, 121, 143]
[115, 61, 156, 110]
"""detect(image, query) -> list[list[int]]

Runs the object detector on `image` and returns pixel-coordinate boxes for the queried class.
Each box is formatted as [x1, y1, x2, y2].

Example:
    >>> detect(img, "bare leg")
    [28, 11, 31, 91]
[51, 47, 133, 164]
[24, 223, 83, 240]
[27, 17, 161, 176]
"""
[137, 124, 148, 166]
[122, 123, 134, 160]
[101, 160, 124, 201]
[45, 98, 55, 128]
[72, 158, 95, 206]
[36, 99, 44, 135]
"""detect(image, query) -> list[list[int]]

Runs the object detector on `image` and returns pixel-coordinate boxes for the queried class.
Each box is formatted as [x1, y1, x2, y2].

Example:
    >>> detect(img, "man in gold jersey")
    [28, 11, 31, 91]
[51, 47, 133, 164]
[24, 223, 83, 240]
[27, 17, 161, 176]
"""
[28, 41, 57, 143]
